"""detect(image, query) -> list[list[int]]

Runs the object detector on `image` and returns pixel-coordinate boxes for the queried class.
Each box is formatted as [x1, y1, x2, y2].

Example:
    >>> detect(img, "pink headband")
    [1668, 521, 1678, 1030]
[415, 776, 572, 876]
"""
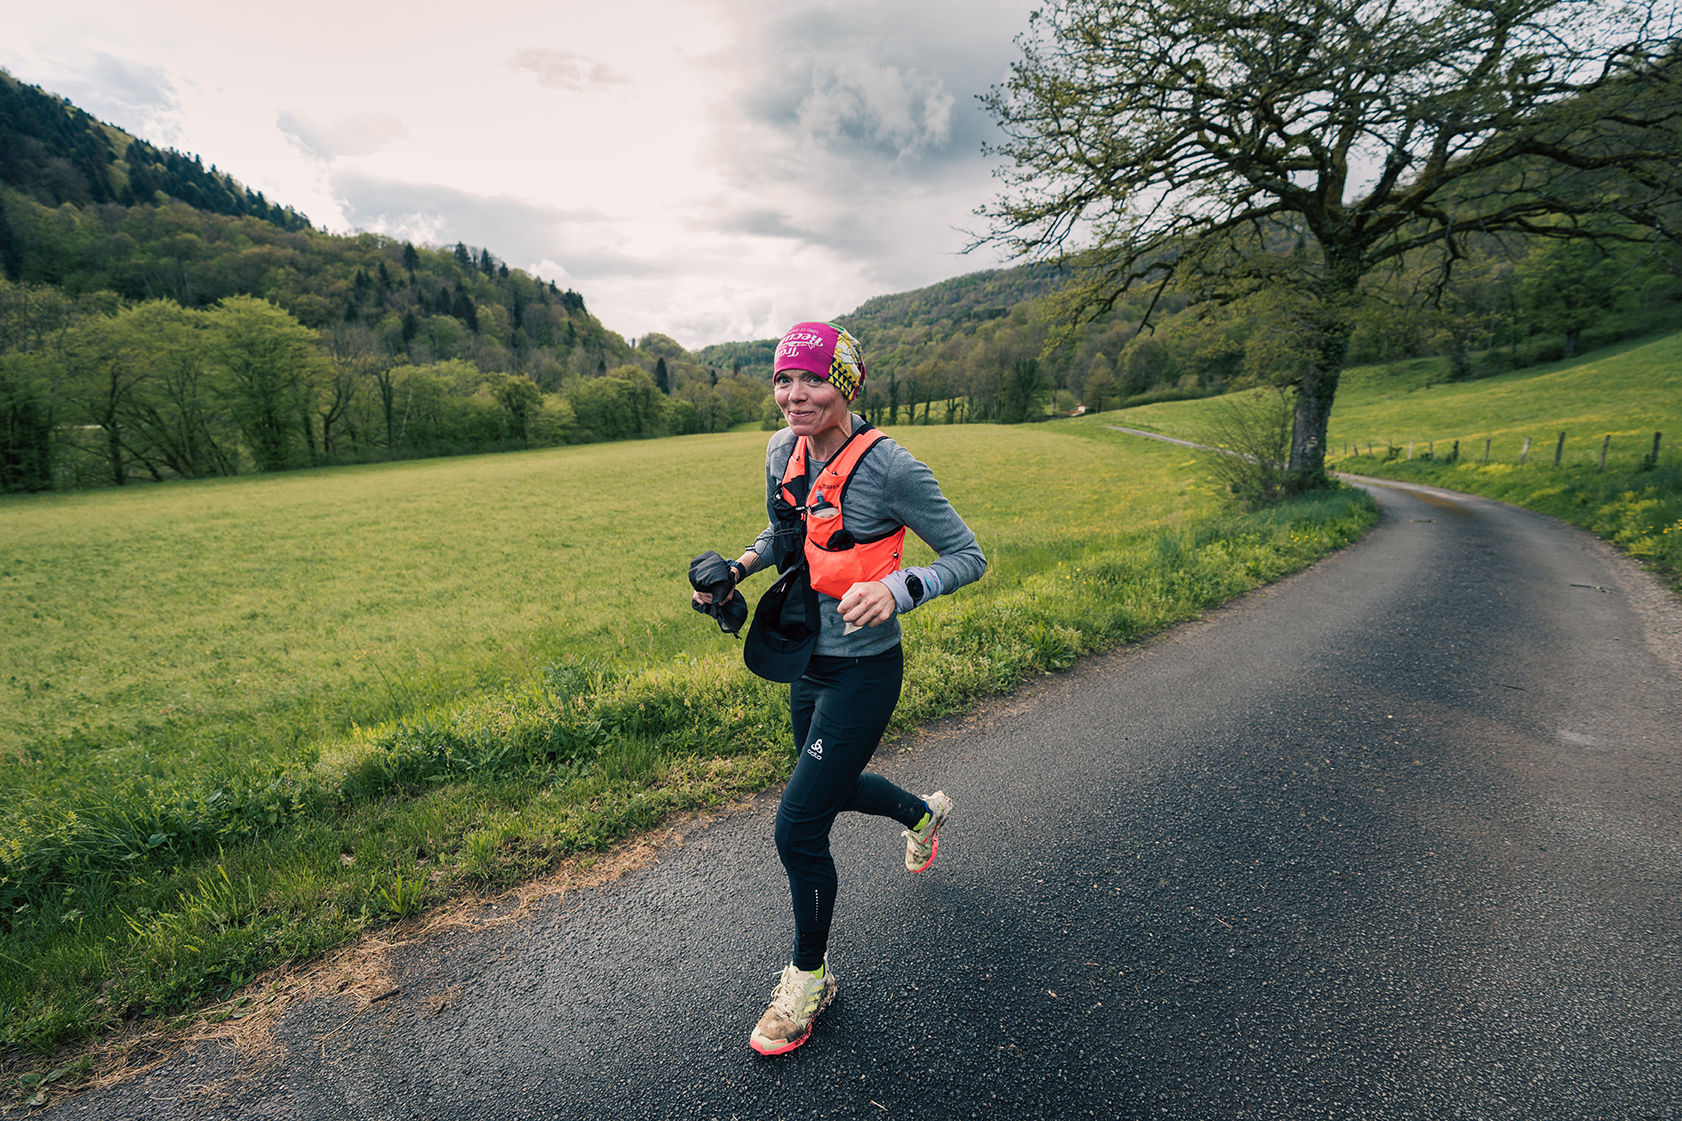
[773, 321, 867, 401]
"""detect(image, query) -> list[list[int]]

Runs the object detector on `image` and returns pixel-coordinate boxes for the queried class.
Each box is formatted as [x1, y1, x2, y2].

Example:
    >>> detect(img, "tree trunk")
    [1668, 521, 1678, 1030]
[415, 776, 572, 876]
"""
[1287, 271, 1360, 490]
[1288, 369, 1336, 487]
[1448, 343, 1474, 382]
[379, 374, 396, 452]
[106, 422, 126, 486]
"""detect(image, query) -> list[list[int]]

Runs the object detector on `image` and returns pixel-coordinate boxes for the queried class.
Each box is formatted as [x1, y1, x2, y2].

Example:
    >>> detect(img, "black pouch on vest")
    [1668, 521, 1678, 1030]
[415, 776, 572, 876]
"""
[768, 473, 811, 573]
[742, 562, 821, 683]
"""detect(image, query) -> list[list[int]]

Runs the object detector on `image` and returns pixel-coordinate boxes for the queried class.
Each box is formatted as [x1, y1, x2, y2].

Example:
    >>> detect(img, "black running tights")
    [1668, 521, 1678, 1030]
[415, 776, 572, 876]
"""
[776, 645, 928, 972]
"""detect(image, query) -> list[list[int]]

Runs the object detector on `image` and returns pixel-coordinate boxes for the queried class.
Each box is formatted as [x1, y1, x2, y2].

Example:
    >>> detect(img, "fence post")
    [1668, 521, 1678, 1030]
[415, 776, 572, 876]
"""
[1521, 436, 1531, 464]
[1599, 434, 1611, 472]
[1408, 441, 1414, 459]
[1649, 431, 1663, 467]
[1450, 440, 1460, 463]
[1429, 439, 1435, 458]
[1483, 438, 1491, 464]
[1554, 431, 1566, 467]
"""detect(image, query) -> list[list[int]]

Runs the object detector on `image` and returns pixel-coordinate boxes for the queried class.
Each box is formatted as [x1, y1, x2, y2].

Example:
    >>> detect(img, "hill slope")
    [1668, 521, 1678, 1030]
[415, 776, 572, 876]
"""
[0, 69, 309, 233]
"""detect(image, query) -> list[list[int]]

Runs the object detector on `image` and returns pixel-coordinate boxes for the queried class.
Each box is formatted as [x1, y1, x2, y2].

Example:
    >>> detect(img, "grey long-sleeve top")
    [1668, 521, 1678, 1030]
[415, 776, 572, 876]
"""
[747, 415, 987, 657]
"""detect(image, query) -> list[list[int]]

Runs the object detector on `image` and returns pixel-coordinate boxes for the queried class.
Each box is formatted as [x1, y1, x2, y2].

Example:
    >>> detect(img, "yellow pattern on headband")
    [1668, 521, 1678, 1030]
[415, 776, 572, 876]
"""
[827, 325, 865, 401]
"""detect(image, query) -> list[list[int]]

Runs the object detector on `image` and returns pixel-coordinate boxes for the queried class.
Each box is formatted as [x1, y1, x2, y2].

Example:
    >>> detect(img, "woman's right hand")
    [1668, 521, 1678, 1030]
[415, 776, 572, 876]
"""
[691, 552, 752, 606]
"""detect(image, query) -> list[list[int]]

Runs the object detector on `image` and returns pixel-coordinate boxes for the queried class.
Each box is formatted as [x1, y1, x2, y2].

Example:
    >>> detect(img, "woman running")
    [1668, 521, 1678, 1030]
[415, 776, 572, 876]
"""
[694, 321, 986, 1055]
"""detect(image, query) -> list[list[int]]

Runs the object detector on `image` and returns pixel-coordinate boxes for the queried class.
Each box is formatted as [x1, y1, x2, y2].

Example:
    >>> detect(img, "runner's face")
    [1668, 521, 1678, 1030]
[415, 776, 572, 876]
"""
[774, 369, 850, 443]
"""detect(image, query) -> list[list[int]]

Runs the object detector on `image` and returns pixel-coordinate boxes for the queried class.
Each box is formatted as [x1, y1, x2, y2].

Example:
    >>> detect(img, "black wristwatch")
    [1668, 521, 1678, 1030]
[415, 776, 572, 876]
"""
[905, 573, 924, 603]
[726, 559, 748, 585]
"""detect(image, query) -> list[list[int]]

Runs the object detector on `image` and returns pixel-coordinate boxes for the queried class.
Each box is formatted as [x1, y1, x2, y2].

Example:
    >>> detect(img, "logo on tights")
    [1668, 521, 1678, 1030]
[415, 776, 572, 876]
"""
[807, 738, 824, 760]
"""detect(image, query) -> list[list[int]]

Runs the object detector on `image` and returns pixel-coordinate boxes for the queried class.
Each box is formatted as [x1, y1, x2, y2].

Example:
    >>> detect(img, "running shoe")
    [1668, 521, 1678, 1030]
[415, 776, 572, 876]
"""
[902, 790, 953, 873]
[749, 959, 837, 1056]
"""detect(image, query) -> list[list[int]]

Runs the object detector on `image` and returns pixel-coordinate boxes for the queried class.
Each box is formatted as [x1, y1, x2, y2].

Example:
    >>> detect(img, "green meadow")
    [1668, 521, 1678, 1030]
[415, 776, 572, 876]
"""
[1098, 330, 1682, 587]
[5, 438, 768, 766]
[1, 423, 1376, 1057]
[1325, 329, 1682, 464]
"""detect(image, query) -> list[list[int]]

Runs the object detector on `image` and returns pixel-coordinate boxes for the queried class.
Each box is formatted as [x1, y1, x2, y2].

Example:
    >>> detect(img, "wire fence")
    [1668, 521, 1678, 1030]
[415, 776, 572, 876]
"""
[1338, 431, 1664, 471]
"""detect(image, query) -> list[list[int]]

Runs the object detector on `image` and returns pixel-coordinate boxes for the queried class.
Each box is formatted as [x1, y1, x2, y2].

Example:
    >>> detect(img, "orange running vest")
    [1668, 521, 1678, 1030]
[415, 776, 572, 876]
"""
[779, 429, 906, 600]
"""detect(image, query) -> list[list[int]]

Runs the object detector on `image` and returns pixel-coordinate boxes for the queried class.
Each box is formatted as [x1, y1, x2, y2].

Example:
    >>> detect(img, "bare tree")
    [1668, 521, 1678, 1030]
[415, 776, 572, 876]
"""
[320, 323, 388, 458]
[978, 0, 1682, 489]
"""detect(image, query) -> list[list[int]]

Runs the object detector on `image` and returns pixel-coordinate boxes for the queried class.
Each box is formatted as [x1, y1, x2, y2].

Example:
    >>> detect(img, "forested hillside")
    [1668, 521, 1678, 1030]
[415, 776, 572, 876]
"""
[2, 66, 1677, 495]
[0, 71, 310, 235]
[0, 73, 769, 492]
[712, 226, 1680, 435]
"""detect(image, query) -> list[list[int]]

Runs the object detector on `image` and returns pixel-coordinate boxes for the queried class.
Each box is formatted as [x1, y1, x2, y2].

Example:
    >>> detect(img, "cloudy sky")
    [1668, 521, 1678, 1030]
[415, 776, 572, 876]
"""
[2, 0, 1040, 348]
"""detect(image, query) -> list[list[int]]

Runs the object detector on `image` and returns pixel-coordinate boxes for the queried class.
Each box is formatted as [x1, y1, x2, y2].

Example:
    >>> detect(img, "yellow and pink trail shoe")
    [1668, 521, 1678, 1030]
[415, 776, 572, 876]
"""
[901, 791, 953, 873]
[749, 959, 837, 1056]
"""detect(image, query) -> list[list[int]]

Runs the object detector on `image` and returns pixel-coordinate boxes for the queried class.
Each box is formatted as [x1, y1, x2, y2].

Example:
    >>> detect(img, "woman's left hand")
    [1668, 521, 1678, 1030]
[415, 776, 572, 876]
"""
[838, 581, 897, 628]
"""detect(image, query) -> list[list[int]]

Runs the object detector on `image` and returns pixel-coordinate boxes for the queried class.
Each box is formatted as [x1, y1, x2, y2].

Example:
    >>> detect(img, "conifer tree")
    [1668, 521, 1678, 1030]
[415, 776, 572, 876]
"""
[450, 285, 479, 330]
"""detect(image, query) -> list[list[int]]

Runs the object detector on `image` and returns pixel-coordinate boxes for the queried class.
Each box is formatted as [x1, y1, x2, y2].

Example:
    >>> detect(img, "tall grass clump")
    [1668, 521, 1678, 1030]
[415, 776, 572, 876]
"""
[1, 425, 1375, 1062]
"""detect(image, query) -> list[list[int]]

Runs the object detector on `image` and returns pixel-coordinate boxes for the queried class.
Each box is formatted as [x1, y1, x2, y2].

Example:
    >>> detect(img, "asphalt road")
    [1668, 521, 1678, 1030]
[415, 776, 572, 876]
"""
[52, 477, 1682, 1120]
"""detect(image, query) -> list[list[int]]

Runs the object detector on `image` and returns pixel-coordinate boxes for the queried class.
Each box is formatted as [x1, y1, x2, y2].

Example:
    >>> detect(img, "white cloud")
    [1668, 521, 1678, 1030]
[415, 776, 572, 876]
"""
[794, 58, 955, 161]
[0, 0, 1036, 348]
[14, 50, 184, 145]
[502, 48, 631, 92]
[82, 51, 179, 116]
[277, 111, 410, 161]
[331, 173, 613, 267]
[529, 258, 576, 285]
[350, 209, 450, 254]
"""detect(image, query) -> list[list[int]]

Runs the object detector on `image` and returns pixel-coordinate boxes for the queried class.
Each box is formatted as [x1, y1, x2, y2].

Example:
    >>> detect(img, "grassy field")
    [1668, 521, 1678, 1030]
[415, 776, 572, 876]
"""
[1090, 329, 1682, 586]
[4, 438, 764, 770]
[1324, 329, 1682, 464]
[1, 422, 1377, 1061]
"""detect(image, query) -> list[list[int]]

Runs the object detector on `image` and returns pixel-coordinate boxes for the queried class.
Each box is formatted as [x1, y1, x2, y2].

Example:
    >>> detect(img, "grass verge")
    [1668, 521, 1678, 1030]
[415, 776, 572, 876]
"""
[1, 424, 1376, 1082]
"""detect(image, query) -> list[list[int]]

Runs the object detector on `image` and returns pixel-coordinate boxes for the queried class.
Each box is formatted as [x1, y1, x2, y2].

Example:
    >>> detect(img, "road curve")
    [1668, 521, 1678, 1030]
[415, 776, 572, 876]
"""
[53, 478, 1682, 1120]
